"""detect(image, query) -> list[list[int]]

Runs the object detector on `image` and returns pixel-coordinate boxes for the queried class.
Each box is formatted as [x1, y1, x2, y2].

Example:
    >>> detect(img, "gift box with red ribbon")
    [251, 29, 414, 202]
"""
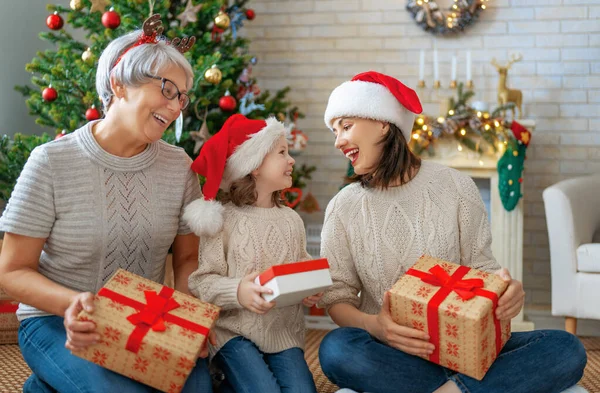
[0, 295, 19, 345]
[74, 269, 220, 392]
[255, 258, 332, 308]
[389, 256, 511, 380]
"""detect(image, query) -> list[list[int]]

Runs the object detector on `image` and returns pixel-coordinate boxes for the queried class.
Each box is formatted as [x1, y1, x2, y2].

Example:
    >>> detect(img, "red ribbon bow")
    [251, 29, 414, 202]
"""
[406, 264, 502, 364]
[126, 290, 180, 333]
[98, 284, 210, 354]
[418, 265, 484, 301]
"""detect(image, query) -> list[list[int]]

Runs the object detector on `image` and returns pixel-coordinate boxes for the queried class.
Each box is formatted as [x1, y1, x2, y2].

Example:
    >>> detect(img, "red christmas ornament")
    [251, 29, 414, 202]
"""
[102, 8, 121, 29]
[245, 9, 256, 20]
[42, 86, 58, 102]
[86, 106, 101, 121]
[46, 12, 64, 30]
[219, 92, 237, 112]
[54, 130, 67, 140]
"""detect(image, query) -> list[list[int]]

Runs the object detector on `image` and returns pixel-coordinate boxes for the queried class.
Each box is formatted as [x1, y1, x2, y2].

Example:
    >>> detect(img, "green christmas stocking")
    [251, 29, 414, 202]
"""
[497, 121, 531, 212]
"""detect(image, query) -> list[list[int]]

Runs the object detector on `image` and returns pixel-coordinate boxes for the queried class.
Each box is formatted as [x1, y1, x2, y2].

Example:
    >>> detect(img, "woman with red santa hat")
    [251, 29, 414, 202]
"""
[317, 71, 587, 393]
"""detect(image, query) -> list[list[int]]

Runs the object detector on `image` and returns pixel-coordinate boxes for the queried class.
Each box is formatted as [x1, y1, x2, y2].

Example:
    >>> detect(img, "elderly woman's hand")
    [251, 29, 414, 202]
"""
[64, 292, 100, 352]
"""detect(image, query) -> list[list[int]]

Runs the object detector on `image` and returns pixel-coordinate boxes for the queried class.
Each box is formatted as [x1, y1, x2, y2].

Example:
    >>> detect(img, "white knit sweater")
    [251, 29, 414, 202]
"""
[188, 204, 312, 356]
[319, 160, 501, 315]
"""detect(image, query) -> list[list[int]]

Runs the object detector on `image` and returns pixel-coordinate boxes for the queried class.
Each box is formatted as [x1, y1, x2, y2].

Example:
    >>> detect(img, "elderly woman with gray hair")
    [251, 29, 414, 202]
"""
[0, 16, 212, 393]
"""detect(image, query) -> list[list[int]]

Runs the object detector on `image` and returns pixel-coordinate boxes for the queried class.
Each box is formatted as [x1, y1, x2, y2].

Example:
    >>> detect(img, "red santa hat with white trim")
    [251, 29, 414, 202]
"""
[324, 71, 423, 140]
[183, 114, 288, 236]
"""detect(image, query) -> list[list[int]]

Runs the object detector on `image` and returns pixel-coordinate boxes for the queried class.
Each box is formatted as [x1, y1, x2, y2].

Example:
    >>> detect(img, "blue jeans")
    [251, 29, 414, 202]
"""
[19, 316, 213, 393]
[213, 336, 317, 393]
[319, 327, 586, 393]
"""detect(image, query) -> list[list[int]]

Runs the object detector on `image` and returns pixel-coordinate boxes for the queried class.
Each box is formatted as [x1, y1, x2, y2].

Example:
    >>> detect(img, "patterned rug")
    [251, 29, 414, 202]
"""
[0, 331, 598, 393]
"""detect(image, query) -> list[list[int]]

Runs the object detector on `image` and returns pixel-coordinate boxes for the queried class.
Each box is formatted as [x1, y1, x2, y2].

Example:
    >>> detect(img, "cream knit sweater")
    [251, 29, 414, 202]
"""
[319, 160, 501, 315]
[188, 204, 312, 356]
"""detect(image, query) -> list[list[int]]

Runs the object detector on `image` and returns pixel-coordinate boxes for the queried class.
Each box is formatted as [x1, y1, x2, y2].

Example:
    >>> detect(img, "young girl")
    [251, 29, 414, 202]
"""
[318, 71, 587, 393]
[184, 114, 321, 393]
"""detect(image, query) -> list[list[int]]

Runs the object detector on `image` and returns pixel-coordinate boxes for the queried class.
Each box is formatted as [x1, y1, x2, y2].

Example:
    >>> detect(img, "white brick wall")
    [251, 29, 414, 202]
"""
[244, 0, 600, 308]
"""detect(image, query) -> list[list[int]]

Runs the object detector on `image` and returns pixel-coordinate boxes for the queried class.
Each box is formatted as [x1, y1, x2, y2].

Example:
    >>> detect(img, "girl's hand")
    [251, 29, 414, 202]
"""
[302, 292, 324, 308]
[494, 268, 525, 321]
[237, 272, 276, 314]
[365, 292, 435, 357]
[64, 292, 99, 352]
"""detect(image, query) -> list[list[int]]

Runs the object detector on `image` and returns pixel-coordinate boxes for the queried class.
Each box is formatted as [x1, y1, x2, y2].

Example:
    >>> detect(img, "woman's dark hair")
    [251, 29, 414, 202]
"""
[220, 174, 283, 207]
[351, 122, 421, 189]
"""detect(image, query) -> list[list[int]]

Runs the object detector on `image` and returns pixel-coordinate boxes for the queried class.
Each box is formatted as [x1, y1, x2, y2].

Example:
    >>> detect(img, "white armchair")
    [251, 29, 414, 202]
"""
[543, 175, 600, 334]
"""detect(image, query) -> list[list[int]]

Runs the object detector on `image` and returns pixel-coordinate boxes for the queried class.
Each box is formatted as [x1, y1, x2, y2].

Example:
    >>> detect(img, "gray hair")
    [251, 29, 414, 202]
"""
[96, 30, 194, 112]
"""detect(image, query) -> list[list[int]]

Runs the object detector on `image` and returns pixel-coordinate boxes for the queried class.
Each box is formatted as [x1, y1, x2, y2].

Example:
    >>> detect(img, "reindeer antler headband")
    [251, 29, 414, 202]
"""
[113, 14, 196, 68]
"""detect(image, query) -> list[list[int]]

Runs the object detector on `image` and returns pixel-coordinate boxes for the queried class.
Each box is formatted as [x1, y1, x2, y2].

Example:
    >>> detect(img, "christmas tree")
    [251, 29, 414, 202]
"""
[13, 0, 316, 207]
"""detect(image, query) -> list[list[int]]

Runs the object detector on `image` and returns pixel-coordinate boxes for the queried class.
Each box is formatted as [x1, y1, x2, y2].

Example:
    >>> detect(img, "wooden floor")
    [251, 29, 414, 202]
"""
[1, 330, 598, 393]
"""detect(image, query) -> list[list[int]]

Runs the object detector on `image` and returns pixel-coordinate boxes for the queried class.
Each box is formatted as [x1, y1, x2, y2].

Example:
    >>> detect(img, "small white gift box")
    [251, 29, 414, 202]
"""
[254, 258, 332, 308]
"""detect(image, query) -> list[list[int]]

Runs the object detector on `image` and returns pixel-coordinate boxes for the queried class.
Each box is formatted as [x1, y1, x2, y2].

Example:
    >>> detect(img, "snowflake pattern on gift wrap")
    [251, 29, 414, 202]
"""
[203, 306, 219, 320]
[411, 301, 424, 317]
[179, 327, 197, 340]
[177, 356, 196, 371]
[103, 326, 121, 343]
[475, 270, 490, 279]
[445, 360, 459, 370]
[481, 356, 490, 375]
[445, 304, 461, 319]
[133, 357, 150, 374]
[168, 383, 183, 393]
[136, 282, 154, 292]
[174, 370, 188, 379]
[153, 345, 171, 362]
[453, 293, 470, 303]
[446, 342, 460, 357]
[113, 273, 132, 286]
[440, 262, 455, 274]
[480, 315, 489, 333]
[445, 323, 459, 338]
[417, 286, 433, 298]
[92, 349, 108, 366]
[180, 300, 199, 313]
[481, 338, 488, 353]
[107, 300, 125, 312]
[412, 320, 425, 331]
[78, 315, 94, 323]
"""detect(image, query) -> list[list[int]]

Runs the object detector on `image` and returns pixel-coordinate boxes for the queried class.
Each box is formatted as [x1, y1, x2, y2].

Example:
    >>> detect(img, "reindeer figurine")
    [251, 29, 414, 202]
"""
[491, 54, 523, 119]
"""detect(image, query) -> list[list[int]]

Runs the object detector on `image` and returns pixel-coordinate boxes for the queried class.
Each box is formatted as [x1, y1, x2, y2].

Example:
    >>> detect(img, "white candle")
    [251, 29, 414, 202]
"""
[451, 55, 457, 80]
[433, 49, 439, 81]
[419, 50, 425, 81]
[466, 50, 472, 81]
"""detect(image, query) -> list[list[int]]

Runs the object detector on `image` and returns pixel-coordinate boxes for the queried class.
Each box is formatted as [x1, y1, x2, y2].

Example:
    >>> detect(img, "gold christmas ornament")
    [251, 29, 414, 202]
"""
[70, 0, 83, 10]
[214, 10, 230, 29]
[89, 0, 110, 13]
[82, 48, 93, 63]
[204, 65, 222, 85]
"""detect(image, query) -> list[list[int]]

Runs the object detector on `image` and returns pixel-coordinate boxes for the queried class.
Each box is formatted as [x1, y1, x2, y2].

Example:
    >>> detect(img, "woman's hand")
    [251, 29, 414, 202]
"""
[199, 330, 217, 358]
[302, 292, 324, 308]
[237, 272, 276, 314]
[495, 268, 525, 321]
[365, 292, 435, 357]
[64, 292, 99, 352]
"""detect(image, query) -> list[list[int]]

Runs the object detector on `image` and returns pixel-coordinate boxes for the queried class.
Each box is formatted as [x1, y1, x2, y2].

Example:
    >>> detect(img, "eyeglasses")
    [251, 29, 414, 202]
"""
[146, 75, 190, 110]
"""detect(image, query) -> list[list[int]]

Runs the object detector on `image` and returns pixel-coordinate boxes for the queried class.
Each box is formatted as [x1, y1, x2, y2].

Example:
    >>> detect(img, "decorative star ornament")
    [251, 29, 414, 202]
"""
[189, 110, 211, 154]
[177, 0, 203, 28]
[89, 0, 110, 13]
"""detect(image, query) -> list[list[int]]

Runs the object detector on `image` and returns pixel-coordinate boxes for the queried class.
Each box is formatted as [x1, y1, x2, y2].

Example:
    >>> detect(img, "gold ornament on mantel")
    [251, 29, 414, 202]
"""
[70, 0, 83, 11]
[491, 53, 523, 119]
[214, 10, 231, 29]
[204, 65, 222, 85]
[82, 47, 93, 63]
